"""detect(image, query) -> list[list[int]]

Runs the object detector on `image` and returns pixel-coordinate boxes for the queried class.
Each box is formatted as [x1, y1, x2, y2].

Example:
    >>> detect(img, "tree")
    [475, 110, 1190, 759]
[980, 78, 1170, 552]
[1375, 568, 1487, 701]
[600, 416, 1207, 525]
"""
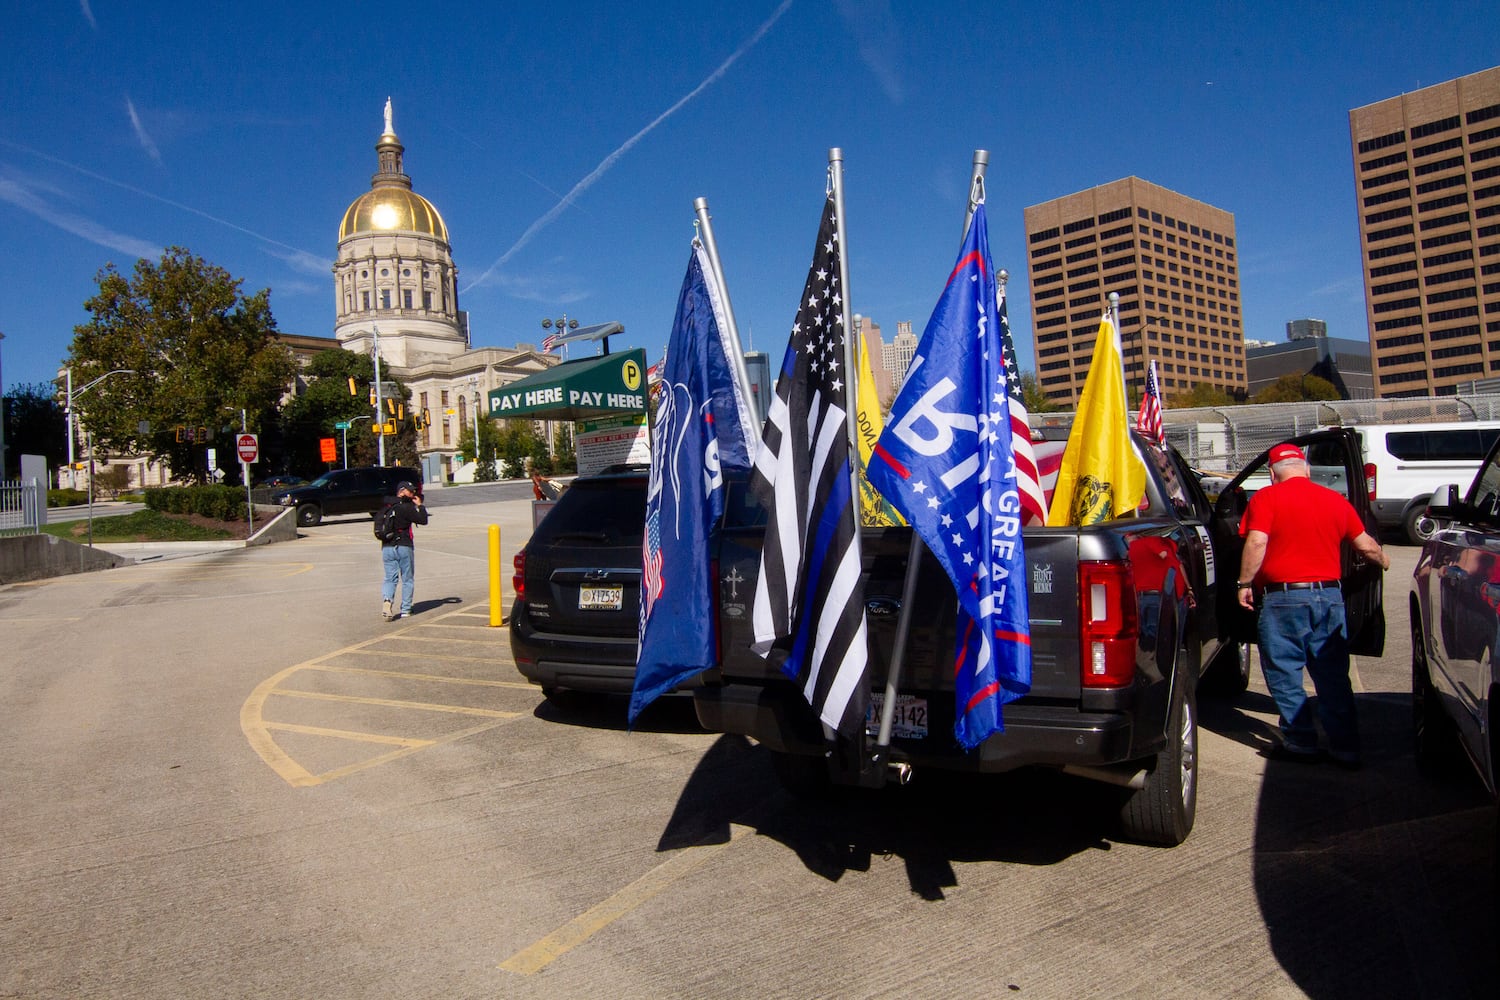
[1168, 382, 1239, 408]
[3, 382, 68, 478]
[494, 419, 548, 478]
[1019, 371, 1060, 413]
[551, 423, 576, 474]
[1251, 373, 1340, 404]
[278, 349, 419, 477]
[455, 415, 505, 481]
[66, 247, 296, 483]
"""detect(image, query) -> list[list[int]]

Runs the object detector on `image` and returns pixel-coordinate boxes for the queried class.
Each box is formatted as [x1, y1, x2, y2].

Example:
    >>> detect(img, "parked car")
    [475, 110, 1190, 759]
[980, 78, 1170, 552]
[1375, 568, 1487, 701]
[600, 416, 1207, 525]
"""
[1410, 437, 1500, 808]
[509, 464, 669, 702]
[1332, 421, 1500, 544]
[273, 466, 422, 526]
[257, 474, 306, 489]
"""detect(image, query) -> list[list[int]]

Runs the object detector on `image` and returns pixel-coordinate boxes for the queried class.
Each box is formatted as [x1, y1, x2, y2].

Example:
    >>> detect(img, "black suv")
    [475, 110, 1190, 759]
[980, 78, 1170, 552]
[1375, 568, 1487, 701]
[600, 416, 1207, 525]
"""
[510, 465, 670, 700]
[274, 466, 422, 526]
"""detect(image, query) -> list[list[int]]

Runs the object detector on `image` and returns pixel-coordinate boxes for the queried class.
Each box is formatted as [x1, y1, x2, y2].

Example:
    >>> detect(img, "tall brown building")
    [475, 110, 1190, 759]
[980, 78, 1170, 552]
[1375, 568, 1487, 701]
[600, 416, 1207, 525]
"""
[1349, 66, 1500, 397]
[1024, 177, 1245, 409]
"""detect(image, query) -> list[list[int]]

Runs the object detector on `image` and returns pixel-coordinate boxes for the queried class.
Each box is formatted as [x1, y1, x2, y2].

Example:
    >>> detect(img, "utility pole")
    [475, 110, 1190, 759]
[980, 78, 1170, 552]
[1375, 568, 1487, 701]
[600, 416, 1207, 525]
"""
[373, 325, 386, 467]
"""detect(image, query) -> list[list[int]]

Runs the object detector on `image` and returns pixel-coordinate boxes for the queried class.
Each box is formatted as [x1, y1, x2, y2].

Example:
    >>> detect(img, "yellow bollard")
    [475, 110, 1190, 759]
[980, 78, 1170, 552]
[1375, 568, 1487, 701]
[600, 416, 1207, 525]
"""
[488, 524, 504, 627]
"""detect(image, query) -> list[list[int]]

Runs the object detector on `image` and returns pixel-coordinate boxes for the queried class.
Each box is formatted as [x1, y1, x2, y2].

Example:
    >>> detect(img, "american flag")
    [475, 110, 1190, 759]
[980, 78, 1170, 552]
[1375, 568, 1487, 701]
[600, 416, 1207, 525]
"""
[542, 332, 560, 354]
[998, 286, 1048, 525]
[868, 202, 1030, 747]
[1136, 358, 1166, 448]
[641, 508, 664, 615]
[750, 194, 870, 736]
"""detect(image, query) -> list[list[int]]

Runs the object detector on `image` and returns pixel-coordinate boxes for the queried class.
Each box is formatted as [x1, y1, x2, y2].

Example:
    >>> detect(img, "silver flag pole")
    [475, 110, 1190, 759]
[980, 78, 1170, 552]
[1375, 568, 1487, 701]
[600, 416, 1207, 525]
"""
[827, 149, 860, 470]
[693, 197, 758, 426]
[873, 149, 992, 758]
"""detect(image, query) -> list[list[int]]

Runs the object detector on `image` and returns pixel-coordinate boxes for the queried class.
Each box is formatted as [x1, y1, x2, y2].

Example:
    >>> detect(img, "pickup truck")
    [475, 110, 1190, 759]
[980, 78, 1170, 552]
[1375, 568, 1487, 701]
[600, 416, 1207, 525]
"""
[695, 428, 1385, 846]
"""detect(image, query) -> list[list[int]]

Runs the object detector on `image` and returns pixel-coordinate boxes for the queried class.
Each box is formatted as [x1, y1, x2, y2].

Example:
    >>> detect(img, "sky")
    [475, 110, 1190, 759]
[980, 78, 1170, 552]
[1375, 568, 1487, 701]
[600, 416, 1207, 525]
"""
[2, 1, 1498, 395]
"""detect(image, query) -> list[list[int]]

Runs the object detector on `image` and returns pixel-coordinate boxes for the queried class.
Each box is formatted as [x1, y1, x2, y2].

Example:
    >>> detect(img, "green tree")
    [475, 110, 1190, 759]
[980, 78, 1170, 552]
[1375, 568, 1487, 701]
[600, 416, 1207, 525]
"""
[1251, 372, 1340, 404]
[1168, 382, 1239, 408]
[65, 247, 296, 483]
[3, 382, 69, 478]
[551, 423, 576, 474]
[495, 419, 548, 478]
[455, 415, 505, 482]
[279, 349, 418, 477]
[1019, 371, 1060, 413]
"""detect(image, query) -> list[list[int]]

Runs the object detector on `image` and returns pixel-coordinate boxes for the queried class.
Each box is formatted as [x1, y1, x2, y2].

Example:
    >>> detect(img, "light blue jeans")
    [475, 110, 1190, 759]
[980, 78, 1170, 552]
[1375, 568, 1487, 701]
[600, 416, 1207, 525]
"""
[1256, 588, 1359, 758]
[382, 544, 415, 616]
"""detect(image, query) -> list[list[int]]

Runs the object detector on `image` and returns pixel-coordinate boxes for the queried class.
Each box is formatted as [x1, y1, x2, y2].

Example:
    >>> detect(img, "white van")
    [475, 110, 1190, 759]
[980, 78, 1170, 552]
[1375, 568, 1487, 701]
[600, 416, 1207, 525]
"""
[1308, 422, 1500, 543]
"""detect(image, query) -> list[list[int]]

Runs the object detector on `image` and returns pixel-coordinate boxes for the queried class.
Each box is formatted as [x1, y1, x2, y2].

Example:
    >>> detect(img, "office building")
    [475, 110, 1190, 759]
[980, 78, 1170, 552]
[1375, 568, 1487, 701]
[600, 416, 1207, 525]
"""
[1287, 318, 1328, 341]
[1246, 335, 1374, 399]
[1024, 177, 1245, 409]
[883, 321, 917, 396]
[1350, 66, 1500, 397]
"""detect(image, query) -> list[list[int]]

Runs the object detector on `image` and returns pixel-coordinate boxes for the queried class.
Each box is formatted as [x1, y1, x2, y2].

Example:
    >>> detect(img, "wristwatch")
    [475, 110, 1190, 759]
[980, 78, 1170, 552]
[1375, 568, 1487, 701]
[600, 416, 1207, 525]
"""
[1236, 581, 1253, 588]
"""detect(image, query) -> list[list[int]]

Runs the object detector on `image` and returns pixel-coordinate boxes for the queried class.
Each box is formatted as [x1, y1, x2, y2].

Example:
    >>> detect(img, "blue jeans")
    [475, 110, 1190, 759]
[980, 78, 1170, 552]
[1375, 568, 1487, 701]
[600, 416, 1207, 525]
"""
[1256, 589, 1359, 757]
[382, 544, 415, 615]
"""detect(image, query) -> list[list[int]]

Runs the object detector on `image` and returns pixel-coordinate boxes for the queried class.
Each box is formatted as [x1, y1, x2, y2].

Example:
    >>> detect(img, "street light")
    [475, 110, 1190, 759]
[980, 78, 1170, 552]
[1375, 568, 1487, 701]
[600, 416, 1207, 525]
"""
[65, 366, 135, 490]
[541, 315, 578, 354]
[468, 375, 481, 476]
[343, 415, 372, 469]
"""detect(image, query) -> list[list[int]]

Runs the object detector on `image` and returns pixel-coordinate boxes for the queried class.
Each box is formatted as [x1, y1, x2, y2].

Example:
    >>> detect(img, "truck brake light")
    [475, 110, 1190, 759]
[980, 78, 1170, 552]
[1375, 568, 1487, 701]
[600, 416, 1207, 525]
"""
[1364, 462, 1377, 502]
[1079, 560, 1138, 688]
[512, 551, 526, 601]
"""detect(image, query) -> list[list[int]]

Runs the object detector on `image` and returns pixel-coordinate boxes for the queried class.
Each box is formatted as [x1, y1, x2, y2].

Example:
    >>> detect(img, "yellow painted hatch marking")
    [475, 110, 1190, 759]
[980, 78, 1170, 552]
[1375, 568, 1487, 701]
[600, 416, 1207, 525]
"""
[500, 824, 754, 975]
[270, 688, 523, 719]
[262, 721, 434, 747]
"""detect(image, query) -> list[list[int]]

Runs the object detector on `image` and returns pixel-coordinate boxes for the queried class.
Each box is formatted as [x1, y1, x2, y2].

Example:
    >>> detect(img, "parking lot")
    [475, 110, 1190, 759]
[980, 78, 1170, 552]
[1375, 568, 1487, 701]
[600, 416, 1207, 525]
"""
[2, 498, 1494, 998]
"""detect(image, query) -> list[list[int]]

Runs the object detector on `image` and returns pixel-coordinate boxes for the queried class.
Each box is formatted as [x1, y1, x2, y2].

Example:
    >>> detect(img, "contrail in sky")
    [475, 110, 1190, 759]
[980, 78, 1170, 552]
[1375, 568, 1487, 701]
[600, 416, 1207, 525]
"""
[125, 96, 163, 163]
[0, 138, 331, 274]
[0, 176, 160, 260]
[462, 0, 793, 293]
[79, 0, 97, 30]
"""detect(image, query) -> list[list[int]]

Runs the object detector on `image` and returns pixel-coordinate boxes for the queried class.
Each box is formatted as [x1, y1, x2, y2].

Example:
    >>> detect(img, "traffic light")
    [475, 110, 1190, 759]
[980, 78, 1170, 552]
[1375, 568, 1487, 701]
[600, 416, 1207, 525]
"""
[175, 425, 185, 442]
[348, 376, 358, 396]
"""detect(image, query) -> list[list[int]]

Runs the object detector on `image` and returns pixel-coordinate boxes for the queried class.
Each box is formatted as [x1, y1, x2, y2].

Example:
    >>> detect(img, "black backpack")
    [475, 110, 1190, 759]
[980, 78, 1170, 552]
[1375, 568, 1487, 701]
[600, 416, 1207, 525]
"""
[374, 502, 402, 543]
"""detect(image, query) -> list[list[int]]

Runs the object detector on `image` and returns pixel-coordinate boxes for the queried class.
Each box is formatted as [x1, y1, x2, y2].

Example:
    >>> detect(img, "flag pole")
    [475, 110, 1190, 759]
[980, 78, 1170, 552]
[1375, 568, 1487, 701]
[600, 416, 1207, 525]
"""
[871, 149, 992, 760]
[827, 149, 860, 475]
[692, 197, 757, 412]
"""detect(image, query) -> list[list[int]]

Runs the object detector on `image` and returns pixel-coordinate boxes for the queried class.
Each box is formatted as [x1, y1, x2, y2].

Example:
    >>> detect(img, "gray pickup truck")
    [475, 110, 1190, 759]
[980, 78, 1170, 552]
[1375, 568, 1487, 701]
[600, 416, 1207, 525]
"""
[696, 428, 1384, 846]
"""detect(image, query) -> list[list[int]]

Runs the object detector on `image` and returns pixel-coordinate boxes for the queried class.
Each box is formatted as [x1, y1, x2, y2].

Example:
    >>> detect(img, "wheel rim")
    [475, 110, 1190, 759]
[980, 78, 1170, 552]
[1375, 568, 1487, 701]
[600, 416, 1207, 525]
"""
[1237, 641, 1252, 683]
[1179, 695, 1197, 809]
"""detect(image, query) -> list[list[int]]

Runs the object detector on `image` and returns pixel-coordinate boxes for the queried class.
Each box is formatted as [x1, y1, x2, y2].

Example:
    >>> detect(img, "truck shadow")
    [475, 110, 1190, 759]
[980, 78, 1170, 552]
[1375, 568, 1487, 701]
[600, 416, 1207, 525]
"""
[1207, 689, 1497, 998]
[658, 735, 1118, 900]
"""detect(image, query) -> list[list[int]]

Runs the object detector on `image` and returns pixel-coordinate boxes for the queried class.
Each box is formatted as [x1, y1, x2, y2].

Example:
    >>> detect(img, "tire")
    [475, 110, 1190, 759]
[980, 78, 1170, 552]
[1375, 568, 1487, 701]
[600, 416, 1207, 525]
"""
[1203, 640, 1252, 697]
[1119, 669, 1198, 846]
[296, 503, 323, 527]
[1412, 610, 1454, 771]
[1404, 503, 1440, 546]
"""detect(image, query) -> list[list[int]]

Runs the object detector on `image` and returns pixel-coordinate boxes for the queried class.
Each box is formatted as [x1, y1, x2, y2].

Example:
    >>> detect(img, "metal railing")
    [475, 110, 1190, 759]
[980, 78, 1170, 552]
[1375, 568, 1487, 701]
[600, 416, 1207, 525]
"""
[0, 478, 44, 536]
[1032, 393, 1500, 471]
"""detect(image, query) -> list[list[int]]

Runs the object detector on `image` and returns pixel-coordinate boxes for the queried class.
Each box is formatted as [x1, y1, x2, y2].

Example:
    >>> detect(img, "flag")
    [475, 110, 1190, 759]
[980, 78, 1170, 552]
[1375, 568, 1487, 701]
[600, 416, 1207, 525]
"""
[542, 332, 560, 354]
[1136, 358, 1166, 448]
[998, 287, 1048, 526]
[867, 203, 1031, 748]
[750, 194, 870, 736]
[1046, 312, 1147, 526]
[854, 326, 905, 527]
[630, 243, 758, 723]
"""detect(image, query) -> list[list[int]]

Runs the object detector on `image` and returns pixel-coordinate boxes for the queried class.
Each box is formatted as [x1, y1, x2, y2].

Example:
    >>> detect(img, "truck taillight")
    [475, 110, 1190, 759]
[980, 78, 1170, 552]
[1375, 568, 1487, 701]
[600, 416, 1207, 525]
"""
[1079, 560, 1138, 688]
[512, 551, 526, 601]
[1364, 462, 1377, 502]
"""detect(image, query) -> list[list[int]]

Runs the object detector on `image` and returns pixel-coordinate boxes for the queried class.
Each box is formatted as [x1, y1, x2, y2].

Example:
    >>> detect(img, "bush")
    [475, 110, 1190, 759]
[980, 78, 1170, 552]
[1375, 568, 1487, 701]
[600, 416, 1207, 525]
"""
[48, 488, 90, 508]
[141, 485, 248, 521]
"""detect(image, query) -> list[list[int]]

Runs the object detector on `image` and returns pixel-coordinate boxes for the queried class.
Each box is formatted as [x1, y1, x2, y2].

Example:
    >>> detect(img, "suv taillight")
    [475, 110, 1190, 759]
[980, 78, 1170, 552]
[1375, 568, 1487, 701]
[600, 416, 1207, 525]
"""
[1079, 560, 1138, 688]
[1364, 462, 1377, 502]
[512, 550, 526, 601]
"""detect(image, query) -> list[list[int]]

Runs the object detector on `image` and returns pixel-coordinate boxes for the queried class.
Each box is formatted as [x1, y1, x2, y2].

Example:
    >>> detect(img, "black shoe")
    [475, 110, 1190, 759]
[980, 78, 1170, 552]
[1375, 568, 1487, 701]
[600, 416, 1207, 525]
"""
[1260, 744, 1324, 764]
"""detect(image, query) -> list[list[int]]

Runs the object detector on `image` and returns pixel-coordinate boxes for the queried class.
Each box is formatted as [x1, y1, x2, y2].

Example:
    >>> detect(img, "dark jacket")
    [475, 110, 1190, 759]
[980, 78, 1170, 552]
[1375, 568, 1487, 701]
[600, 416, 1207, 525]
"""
[383, 495, 429, 547]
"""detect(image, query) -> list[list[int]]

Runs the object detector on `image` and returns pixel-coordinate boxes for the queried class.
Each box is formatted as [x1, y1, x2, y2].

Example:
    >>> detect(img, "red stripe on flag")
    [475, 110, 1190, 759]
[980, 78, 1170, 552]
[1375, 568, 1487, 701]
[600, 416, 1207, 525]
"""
[964, 682, 1000, 716]
[873, 442, 909, 479]
[994, 628, 1032, 646]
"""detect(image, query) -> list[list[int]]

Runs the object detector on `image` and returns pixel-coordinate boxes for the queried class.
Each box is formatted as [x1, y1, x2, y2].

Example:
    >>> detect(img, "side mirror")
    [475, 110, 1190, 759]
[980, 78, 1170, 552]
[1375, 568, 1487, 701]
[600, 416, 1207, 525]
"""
[1425, 483, 1462, 519]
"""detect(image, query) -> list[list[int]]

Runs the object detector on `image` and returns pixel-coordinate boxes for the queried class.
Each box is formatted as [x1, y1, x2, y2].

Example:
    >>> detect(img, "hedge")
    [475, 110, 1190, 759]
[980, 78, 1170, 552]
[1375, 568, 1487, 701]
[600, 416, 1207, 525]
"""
[142, 485, 249, 521]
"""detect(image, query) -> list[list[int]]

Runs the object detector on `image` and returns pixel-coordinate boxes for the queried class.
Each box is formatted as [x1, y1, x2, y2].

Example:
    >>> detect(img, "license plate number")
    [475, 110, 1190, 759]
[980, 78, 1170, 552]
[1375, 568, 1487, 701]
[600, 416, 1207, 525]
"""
[578, 585, 623, 611]
[866, 694, 928, 739]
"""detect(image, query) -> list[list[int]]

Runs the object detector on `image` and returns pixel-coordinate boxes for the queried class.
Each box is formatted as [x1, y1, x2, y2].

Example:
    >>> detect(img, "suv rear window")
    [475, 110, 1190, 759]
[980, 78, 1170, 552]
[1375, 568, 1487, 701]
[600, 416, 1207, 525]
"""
[536, 476, 646, 545]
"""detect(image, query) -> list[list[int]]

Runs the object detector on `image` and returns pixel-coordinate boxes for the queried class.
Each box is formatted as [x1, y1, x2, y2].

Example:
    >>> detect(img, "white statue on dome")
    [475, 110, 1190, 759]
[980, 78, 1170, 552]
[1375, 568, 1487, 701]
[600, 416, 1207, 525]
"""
[383, 97, 393, 134]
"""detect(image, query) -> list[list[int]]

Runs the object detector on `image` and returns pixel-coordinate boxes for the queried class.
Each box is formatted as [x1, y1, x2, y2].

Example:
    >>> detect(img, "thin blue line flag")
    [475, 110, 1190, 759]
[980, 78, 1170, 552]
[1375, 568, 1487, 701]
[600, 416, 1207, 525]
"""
[630, 242, 757, 723]
[867, 203, 1032, 748]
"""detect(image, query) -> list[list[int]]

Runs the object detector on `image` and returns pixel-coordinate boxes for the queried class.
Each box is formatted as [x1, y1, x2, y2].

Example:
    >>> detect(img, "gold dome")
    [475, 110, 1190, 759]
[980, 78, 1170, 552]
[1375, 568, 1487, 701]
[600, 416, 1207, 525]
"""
[339, 188, 449, 243]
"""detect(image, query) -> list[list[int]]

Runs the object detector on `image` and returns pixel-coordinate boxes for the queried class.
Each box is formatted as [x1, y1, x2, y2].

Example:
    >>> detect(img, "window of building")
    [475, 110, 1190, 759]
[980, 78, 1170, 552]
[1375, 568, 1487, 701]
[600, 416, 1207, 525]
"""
[361, 291, 370, 309]
[403, 290, 413, 309]
[380, 290, 391, 309]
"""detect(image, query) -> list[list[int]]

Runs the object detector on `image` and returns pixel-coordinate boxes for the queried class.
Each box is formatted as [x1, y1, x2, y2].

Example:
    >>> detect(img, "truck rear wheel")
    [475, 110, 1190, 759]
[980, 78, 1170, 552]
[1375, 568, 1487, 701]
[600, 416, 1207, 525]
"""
[1411, 611, 1455, 772]
[1118, 670, 1198, 846]
[1203, 640, 1252, 697]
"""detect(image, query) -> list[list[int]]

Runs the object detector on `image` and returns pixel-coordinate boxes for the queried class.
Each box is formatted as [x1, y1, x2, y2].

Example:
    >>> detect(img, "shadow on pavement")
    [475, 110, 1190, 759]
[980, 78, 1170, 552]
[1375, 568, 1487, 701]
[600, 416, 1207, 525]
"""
[1241, 688, 1497, 998]
[531, 691, 707, 736]
[659, 734, 1117, 900]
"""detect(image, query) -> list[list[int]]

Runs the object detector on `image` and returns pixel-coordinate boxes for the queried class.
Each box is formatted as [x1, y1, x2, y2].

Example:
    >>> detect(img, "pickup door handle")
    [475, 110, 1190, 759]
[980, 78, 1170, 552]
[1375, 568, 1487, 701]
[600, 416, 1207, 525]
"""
[865, 596, 902, 617]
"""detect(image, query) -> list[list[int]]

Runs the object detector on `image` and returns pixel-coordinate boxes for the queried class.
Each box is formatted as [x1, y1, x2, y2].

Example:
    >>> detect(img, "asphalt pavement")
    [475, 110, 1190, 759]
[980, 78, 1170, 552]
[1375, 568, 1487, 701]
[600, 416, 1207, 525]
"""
[1, 508, 1494, 999]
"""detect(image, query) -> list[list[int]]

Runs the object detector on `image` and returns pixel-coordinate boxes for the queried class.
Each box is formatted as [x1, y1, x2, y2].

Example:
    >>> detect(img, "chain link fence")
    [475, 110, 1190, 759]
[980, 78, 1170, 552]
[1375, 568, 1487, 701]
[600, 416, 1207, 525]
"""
[1032, 393, 1500, 471]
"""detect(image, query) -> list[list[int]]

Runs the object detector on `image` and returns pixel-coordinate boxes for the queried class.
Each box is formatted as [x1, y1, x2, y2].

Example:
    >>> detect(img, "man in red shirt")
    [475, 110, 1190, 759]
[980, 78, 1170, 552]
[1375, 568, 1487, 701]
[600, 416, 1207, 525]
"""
[1236, 443, 1388, 766]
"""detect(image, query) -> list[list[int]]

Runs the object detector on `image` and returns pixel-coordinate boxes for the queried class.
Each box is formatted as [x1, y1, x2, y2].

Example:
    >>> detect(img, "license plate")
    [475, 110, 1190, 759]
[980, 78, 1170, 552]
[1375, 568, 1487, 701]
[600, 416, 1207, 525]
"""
[866, 693, 928, 739]
[578, 585, 623, 611]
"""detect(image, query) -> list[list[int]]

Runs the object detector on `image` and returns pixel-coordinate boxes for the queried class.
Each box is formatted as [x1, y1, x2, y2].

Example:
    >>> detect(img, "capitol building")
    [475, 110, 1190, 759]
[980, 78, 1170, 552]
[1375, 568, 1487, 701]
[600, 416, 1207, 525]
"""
[305, 100, 558, 482]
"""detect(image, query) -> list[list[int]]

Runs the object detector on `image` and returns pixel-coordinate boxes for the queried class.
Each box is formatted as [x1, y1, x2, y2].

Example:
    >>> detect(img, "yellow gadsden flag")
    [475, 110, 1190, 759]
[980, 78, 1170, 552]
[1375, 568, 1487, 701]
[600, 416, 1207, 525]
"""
[854, 331, 905, 527]
[1046, 312, 1146, 526]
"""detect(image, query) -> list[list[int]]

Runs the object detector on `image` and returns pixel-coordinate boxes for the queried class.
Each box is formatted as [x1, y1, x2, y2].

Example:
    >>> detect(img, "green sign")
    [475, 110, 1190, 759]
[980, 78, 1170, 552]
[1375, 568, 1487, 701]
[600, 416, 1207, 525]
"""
[334, 421, 350, 430]
[487, 349, 648, 421]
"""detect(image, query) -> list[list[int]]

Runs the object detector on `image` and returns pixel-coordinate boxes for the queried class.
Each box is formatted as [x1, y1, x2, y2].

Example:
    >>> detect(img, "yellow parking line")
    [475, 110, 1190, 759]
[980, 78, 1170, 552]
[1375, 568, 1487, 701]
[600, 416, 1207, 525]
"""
[263, 721, 434, 748]
[336, 647, 510, 664]
[383, 634, 506, 646]
[270, 688, 525, 718]
[500, 824, 754, 975]
[311, 718, 514, 785]
[307, 663, 535, 690]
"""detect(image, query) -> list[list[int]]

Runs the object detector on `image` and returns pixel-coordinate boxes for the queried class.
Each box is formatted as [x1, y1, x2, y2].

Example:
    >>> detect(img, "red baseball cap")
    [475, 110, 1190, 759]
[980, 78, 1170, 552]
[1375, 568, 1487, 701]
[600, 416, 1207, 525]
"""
[1268, 443, 1305, 464]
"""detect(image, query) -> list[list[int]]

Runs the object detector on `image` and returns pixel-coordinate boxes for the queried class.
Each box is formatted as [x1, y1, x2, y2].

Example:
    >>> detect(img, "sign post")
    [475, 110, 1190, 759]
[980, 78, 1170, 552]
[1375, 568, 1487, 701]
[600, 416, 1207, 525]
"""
[236, 432, 258, 536]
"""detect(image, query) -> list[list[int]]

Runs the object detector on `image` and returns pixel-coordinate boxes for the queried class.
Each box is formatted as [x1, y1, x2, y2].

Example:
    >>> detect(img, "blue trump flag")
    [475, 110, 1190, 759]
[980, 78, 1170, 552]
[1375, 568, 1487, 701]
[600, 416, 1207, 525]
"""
[630, 243, 758, 723]
[866, 203, 1031, 748]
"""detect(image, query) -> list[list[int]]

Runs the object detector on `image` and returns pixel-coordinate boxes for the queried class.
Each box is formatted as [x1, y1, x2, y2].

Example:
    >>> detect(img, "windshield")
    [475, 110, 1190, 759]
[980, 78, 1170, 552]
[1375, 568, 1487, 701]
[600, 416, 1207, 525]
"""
[305, 473, 336, 489]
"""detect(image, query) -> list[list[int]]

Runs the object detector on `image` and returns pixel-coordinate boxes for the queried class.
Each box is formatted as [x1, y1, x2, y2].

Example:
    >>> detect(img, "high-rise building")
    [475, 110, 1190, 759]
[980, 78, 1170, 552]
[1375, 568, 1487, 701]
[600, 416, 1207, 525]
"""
[1349, 66, 1500, 397]
[1023, 177, 1245, 409]
[883, 321, 917, 395]
[851, 314, 892, 404]
[1287, 318, 1328, 341]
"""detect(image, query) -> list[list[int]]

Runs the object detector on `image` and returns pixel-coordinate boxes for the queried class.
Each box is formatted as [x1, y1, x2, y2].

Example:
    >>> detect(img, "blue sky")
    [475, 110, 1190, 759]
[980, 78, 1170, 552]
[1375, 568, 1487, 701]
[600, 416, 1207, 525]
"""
[2, 1, 1497, 394]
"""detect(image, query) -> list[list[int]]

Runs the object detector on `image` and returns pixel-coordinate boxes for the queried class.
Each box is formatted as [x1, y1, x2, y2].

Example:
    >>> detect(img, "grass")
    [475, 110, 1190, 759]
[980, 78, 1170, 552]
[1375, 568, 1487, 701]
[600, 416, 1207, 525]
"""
[40, 509, 238, 543]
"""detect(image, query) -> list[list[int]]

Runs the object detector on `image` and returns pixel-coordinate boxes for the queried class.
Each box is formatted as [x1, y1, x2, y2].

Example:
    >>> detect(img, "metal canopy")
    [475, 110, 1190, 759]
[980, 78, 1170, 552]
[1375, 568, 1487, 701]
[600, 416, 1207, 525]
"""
[486, 348, 648, 421]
